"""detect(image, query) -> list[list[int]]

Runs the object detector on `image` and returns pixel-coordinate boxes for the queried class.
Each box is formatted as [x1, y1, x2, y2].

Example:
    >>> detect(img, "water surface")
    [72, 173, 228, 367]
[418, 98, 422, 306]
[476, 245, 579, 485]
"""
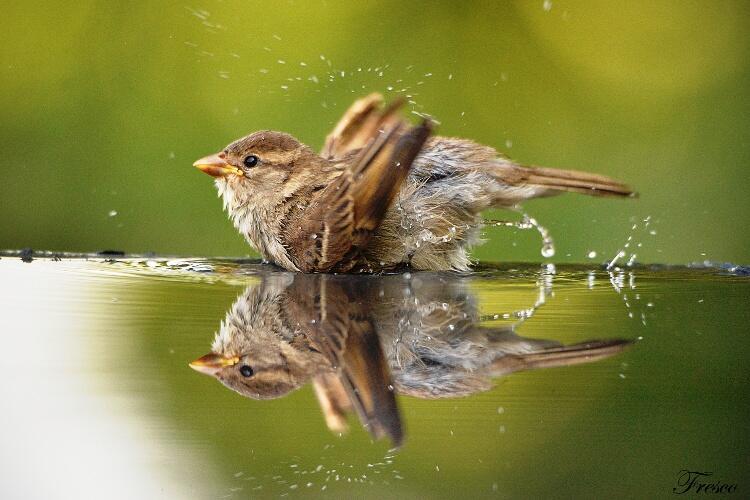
[1, 255, 748, 498]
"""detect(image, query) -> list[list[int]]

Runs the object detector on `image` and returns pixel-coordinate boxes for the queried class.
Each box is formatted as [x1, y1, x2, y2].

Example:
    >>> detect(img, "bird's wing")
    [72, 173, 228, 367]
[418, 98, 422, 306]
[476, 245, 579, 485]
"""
[284, 117, 432, 272]
[333, 315, 403, 446]
[288, 276, 403, 446]
[321, 93, 404, 159]
[310, 300, 403, 446]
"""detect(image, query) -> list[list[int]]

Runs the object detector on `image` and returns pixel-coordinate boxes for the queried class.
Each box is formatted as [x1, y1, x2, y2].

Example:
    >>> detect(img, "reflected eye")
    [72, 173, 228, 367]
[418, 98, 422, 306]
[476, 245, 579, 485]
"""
[243, 155, 259, 169]
[239, 365, 254, 377]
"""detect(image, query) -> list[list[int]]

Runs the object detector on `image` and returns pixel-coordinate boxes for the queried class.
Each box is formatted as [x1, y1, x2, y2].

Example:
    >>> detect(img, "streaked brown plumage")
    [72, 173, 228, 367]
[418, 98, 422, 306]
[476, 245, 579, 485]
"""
[194, 93, 634, 272]
[190, 273, 403, 445]
[189, 270, 632, 446]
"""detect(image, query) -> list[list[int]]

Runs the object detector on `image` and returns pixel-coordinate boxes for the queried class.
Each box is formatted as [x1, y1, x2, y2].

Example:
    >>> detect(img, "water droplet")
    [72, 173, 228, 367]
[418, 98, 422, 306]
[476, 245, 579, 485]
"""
[607, 250, 626, 270]
[587, 250, 597, 259]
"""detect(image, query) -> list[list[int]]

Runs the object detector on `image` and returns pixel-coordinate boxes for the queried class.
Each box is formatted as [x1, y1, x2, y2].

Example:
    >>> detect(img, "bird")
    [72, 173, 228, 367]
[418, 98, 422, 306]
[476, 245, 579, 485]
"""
[188, 270, 631, 446]
[189, 272, 404, 446]
[194, 93, 634, 272]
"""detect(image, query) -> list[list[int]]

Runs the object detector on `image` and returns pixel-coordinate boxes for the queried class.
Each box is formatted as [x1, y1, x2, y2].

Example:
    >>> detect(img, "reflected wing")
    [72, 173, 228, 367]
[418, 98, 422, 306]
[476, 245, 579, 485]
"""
[310, 311, 403, 447]
[339, 320, 403, 446]
[288, 276, 403, 446]
[285, 118, 432, 272]
[311, 373, 351, 434]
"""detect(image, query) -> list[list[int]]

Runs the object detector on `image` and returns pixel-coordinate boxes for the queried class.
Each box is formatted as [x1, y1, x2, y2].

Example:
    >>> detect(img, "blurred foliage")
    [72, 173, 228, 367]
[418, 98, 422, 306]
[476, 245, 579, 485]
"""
[2, 0, 749, 264]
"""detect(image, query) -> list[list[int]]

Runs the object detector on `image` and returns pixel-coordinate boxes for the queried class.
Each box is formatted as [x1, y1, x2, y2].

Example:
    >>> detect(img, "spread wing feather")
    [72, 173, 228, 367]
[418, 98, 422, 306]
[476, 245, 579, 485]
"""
[321, 93, 405, 159]
[291, 276, 403, 446]
[287, 115, 432, 272]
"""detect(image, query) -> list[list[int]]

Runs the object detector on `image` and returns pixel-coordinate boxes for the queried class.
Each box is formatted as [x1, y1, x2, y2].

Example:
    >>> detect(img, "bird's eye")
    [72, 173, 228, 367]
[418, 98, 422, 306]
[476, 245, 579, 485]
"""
[243, 155, 259, 169]
[239, 365, 254, 377]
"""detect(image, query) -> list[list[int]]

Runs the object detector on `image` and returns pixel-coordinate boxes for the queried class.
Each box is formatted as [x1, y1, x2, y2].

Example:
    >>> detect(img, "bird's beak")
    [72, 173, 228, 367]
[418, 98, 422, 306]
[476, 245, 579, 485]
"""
[189, 352, 240, 376]
[193, 153, 243, 178]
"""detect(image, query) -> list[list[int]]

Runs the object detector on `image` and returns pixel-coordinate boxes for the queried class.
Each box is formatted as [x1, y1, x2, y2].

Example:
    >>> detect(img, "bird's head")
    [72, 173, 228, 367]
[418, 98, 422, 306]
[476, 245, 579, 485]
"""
[193, 130, 319, 213]
[188, 280, 326, 400]
[189, 348, 310, 400]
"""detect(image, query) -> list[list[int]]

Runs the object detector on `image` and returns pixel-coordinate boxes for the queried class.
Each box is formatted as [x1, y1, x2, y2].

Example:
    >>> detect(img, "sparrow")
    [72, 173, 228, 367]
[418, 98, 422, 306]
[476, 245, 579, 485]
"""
[190, 273, 403, 445]
[189, 270, 631, 446]
[194, 93, 635, 273]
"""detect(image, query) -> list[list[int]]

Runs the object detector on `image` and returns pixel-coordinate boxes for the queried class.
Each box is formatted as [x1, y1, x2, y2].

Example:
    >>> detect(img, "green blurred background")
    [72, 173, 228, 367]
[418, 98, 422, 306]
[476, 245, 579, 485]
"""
[2, 0, 749, 264]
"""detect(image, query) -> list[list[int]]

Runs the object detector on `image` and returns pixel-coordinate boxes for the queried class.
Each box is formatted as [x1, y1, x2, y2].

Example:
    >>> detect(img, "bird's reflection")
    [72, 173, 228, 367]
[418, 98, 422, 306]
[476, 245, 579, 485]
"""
[189, 271, 630, 447]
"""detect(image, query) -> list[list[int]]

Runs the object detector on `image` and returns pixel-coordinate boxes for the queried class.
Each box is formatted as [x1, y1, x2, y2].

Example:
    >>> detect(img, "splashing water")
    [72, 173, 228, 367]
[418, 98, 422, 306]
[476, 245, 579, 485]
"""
[485, 211, 555, 258]
[607, 215, 654, 270]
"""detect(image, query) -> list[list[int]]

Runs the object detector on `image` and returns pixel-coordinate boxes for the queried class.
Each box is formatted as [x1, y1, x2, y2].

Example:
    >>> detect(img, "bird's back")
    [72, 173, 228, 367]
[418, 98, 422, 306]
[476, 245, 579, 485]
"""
[366, 137, 506, 271]
[366, 135, 632, 271]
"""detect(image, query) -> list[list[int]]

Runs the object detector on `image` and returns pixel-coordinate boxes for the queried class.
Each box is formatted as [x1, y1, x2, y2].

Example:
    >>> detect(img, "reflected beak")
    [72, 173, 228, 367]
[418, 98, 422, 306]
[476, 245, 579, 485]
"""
[189, 352, 240, 376]
[193, 153, 243, 178]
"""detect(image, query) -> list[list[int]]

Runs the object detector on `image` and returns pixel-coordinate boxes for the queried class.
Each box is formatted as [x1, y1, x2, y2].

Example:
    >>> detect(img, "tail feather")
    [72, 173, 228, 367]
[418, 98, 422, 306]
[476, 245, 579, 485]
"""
[491, 338, 632, 376]
[494, 162, 636, 198]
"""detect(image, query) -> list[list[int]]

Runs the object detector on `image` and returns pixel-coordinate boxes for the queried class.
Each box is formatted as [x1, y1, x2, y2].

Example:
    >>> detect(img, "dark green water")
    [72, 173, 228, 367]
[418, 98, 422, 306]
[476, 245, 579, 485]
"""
[1, 256, 748, 499]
